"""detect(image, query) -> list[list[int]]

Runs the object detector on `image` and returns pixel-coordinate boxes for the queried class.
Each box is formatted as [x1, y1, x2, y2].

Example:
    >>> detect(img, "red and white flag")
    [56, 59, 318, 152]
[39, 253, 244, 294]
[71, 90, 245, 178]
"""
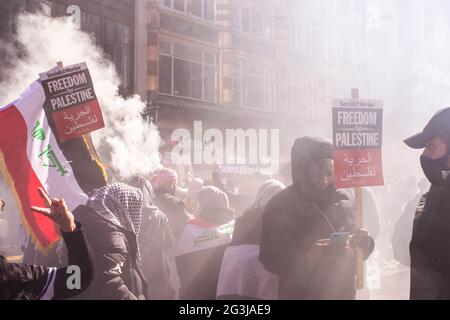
[0, 80, 88, 252]
[217, 245, 279, 300]
[175, 218, 235, 299]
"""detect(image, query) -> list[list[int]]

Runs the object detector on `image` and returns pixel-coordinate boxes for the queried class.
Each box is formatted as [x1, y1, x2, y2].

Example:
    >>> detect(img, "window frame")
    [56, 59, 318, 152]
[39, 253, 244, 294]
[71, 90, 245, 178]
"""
[289, 16, 311, 54]
[232, 0, 274, 41]
[191, 0, 216, 23]
[159, 39, 217, 103]
[161, 0, 187, 14]
[232, 57, 275, 111]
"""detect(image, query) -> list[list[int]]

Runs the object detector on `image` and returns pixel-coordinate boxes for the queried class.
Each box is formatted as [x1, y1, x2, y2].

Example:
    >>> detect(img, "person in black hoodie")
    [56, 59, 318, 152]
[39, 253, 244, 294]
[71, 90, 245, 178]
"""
[259, 136, 374, 300]
[73, 183, 148, 300]
[0, 188, 94, 300]
[127, 174, 177, 300]
[404, 107, 450, 299]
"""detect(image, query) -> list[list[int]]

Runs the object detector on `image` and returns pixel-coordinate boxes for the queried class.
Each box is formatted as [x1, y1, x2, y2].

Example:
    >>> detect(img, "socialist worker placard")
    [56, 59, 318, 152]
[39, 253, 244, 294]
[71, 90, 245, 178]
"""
[332, 99, 384, 188]
[39, 62, 105, 143]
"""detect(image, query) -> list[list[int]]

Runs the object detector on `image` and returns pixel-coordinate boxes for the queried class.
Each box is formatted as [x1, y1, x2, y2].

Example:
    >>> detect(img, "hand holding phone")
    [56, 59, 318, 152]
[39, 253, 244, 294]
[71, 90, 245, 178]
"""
[329, 232, 350, 247]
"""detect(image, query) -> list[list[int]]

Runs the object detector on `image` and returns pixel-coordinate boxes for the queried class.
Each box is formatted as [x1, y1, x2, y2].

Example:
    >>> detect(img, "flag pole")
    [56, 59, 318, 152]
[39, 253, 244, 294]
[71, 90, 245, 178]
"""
[351, 88, 364, 290]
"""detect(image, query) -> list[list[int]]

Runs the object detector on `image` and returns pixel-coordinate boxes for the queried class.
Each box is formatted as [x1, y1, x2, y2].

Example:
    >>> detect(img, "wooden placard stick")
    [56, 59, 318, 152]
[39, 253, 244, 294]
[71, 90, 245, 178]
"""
[351, 88, 364, 290]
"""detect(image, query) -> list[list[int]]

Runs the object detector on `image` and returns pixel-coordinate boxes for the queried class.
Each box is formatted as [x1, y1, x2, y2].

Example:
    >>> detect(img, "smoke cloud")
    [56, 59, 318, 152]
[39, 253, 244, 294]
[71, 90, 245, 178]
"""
[0, 11, 161, 179]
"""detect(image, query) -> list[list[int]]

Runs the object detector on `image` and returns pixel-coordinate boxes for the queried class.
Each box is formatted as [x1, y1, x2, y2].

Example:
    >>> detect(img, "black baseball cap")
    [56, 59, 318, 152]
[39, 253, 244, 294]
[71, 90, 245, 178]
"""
[404, 107, 450, 149]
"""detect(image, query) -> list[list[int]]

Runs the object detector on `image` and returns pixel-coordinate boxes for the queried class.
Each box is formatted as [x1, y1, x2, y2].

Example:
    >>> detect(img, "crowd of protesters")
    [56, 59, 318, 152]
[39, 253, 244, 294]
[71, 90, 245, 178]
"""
[2, 108, 450, 300]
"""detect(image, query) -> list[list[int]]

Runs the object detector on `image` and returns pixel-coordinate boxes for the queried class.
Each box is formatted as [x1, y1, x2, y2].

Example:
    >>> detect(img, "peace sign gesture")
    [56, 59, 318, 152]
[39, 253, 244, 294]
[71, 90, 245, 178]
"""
[30, 188, 76, 233]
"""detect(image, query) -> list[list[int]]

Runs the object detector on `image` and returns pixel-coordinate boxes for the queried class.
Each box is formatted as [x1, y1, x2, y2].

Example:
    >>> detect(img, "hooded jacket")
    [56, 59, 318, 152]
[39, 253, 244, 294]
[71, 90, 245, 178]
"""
[153, 190, 190, 241]
[259, 136, 374, 300]
[73, 205, 148, 300]
[73, 184, 148, 300]
[127, 175, 177, 300]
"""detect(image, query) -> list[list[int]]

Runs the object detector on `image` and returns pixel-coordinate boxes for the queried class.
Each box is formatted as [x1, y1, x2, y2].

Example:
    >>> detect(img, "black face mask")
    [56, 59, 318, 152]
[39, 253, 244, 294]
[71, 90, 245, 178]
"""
[420, 154, 450, 187]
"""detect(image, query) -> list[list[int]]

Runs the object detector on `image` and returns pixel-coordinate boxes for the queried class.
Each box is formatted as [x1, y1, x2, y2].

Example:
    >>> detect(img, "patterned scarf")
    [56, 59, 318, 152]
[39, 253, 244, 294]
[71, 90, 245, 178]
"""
[87, 183, 143, 235]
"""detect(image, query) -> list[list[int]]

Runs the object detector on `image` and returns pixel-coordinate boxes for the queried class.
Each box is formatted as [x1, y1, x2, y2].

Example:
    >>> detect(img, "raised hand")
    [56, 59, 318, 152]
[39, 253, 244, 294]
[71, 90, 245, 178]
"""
[30, 188, 76, 233]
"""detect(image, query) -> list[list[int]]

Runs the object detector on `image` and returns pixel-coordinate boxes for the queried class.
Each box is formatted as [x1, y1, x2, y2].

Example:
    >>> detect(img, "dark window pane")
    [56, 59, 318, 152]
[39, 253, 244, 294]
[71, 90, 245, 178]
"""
[204, 52, 215, 65]
[231, 1, 240, 28]
[252, 7, 264, 37]
[174, 58, 191, 97]
[192, 0, 202, 17]
[204, 65, 215, 101]
[243, 76, 264, 109]
[174, 43, 202, 62]
[233, 74, 242, 105]
[174, 0, 185, 12]
[264, 10, 273, 39]
[265, 80, 274, 110]
[241, 6, 250, 32]
[80, 11, 102, 45]
[243, 60, 264, 77]
[191, 62, 202, 99]
[0, 6, 11, 39]
[51, 2, 69, 16]
[205, 0, 214, 21]
[159, 40, 171, 55]
[159, 55, 172, 94]
[105, 19, 132, 96]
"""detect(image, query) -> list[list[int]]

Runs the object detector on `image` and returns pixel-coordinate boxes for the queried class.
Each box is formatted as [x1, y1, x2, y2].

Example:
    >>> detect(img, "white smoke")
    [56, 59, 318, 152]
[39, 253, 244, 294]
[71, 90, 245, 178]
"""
[0, 11, 161, 179]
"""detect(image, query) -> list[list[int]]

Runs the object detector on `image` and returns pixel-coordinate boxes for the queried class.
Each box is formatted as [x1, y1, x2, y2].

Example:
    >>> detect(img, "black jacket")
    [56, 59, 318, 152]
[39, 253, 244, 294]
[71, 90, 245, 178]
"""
[410, 185, 450, 299]
[128, 175, 177, 300]
[153, 190, 190, 241]
[73, 205, 148, 300]
[231, 207, 264, 246]
[259, 137, 374, 300]
[0, 222, 94, 300]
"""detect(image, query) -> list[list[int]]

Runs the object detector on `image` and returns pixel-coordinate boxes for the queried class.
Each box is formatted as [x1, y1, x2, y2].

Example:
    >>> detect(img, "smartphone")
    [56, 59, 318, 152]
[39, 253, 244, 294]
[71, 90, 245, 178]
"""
[329, 232, 350, 246]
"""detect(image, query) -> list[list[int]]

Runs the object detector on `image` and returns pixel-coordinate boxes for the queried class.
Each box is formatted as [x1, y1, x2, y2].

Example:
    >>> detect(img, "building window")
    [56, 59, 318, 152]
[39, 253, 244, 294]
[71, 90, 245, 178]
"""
[0, 1, 134, 96]
[80, 11, 102, 45]
[104, 19, 132, 96]
[289, 17, 311, 54]
[159, 55, 172, 94]
[159, 40, 217, 102]
[232, 0, 273, 40]
[162, 0, 186, 13]
[310, 23, 326, 59]
[326, 31, 342, 63]
[289, 74, 313, 116]
[233, 58, 275, 111]
[192, 0, 215, 22]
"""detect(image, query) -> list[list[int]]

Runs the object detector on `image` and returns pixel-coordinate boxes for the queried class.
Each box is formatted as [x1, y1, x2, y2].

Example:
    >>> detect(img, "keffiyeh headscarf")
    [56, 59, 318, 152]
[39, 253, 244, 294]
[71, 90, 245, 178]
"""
[87, 183, 144, 235]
